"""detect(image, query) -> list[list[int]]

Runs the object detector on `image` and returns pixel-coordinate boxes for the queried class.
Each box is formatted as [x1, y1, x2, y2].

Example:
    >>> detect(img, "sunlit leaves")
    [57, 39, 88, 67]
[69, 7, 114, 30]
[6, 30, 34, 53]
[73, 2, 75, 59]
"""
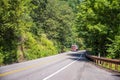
[107, 36, 120, 58]
[76, 0, 120, 58]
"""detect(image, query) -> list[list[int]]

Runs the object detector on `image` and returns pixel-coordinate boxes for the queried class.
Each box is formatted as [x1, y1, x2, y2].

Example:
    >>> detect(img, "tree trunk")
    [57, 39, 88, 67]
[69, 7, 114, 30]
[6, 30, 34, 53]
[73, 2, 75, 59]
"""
[17, 36, 25, 62]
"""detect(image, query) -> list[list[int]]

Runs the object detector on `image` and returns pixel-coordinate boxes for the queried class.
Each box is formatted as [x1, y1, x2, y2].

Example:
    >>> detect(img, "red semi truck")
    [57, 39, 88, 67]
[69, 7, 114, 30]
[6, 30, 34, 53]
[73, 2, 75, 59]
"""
[71, 45, 78, 51]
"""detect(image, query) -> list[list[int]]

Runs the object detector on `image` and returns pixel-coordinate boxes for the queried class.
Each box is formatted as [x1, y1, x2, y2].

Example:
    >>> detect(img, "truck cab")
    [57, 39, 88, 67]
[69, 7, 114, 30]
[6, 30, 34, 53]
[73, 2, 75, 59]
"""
[71, 45, 78, 51]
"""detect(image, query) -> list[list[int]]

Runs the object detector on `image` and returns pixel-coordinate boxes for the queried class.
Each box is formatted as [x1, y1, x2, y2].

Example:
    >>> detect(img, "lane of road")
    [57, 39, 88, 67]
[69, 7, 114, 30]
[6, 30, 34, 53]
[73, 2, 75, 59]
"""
[0, 50, 119, 80]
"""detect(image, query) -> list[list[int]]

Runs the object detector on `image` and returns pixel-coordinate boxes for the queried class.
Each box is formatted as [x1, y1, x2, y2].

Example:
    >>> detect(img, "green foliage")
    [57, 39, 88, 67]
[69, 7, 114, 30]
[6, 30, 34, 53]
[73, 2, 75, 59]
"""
[107, 36, 120, 59]
[39, 0, 75, 51]
[3, 51, 17, 64]
[24, 33, 57, 60]
[76, 0, 120, 58]
[0, 48, 4, 65]
[40, 34, 58, 56]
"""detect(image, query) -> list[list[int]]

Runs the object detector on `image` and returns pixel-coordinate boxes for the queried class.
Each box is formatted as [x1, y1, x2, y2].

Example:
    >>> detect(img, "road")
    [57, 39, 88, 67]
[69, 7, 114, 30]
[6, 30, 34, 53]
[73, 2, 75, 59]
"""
[0, 50, 120, 80]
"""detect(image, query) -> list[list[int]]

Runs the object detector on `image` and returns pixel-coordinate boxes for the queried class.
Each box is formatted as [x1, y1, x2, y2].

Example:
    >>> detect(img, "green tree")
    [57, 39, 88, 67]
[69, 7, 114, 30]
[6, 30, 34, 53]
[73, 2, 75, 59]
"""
[0, 0, 33, 63]
[45, 0, 75, 52]
[76, 0, 120, 58]
[0, 0, 78, 65]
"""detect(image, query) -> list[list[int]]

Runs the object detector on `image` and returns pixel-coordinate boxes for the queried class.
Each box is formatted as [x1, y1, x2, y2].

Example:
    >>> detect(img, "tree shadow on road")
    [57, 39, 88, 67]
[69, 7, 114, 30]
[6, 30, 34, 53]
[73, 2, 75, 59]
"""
[67, 53, 81, 57]
[112, 74, 120, 77]
[68, 57, 88, 62]
[67, 53, 88, 62]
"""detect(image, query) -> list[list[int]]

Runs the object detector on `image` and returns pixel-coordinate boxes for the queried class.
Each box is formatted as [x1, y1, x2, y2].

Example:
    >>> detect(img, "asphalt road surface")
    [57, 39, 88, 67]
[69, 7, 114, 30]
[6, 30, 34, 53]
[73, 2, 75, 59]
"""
[0, 50, 120, 80]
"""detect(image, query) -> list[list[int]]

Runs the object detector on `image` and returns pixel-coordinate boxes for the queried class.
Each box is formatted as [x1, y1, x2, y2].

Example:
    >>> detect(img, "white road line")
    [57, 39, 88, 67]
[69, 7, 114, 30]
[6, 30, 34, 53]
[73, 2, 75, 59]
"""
[43, 54, 83, 80]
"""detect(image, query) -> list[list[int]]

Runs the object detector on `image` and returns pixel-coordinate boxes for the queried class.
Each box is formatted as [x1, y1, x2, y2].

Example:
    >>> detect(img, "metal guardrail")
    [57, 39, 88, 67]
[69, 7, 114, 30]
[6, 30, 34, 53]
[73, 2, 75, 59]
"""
[86, 53, 120, 72]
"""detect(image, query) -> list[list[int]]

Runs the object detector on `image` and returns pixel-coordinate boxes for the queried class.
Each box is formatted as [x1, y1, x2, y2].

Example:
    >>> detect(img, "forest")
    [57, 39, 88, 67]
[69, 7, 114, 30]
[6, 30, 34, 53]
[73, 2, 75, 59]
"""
[0, 0, 120, 65]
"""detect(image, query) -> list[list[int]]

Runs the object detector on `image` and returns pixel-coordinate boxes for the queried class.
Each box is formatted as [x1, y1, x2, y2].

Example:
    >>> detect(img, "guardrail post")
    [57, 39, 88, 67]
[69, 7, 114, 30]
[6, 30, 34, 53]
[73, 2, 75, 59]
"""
[109, 63, 112, 69]
[105, 62, 108, 68]
[101, 61, 104, 66]
[96, 60, 98, 64]
[98, 60, 99, 64]
[115, 64, 118, 71]
[99, 60, 101, 65]
[93, 59, 95, 63]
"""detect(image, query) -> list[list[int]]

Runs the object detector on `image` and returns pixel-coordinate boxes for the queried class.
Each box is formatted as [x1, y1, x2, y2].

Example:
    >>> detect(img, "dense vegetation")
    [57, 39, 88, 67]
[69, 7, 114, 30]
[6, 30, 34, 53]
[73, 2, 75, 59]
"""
[0, 0, 120, 65]
[0, 0, 76, 65]
[76, 0, 120, 58]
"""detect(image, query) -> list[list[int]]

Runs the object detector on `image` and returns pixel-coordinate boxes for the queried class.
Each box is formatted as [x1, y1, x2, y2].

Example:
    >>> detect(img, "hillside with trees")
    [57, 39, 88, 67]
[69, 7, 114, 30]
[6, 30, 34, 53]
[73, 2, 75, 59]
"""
[0, 0, 120, 65]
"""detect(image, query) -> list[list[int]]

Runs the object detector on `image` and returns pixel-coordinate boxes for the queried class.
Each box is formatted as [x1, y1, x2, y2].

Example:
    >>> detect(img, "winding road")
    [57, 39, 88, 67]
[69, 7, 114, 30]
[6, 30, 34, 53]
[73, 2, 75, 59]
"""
[0, 50, 120, 80]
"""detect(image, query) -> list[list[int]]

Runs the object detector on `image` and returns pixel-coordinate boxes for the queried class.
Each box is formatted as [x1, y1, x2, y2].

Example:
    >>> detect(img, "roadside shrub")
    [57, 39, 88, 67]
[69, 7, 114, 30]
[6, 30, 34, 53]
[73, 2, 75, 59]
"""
[24, 33, 58, 60]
